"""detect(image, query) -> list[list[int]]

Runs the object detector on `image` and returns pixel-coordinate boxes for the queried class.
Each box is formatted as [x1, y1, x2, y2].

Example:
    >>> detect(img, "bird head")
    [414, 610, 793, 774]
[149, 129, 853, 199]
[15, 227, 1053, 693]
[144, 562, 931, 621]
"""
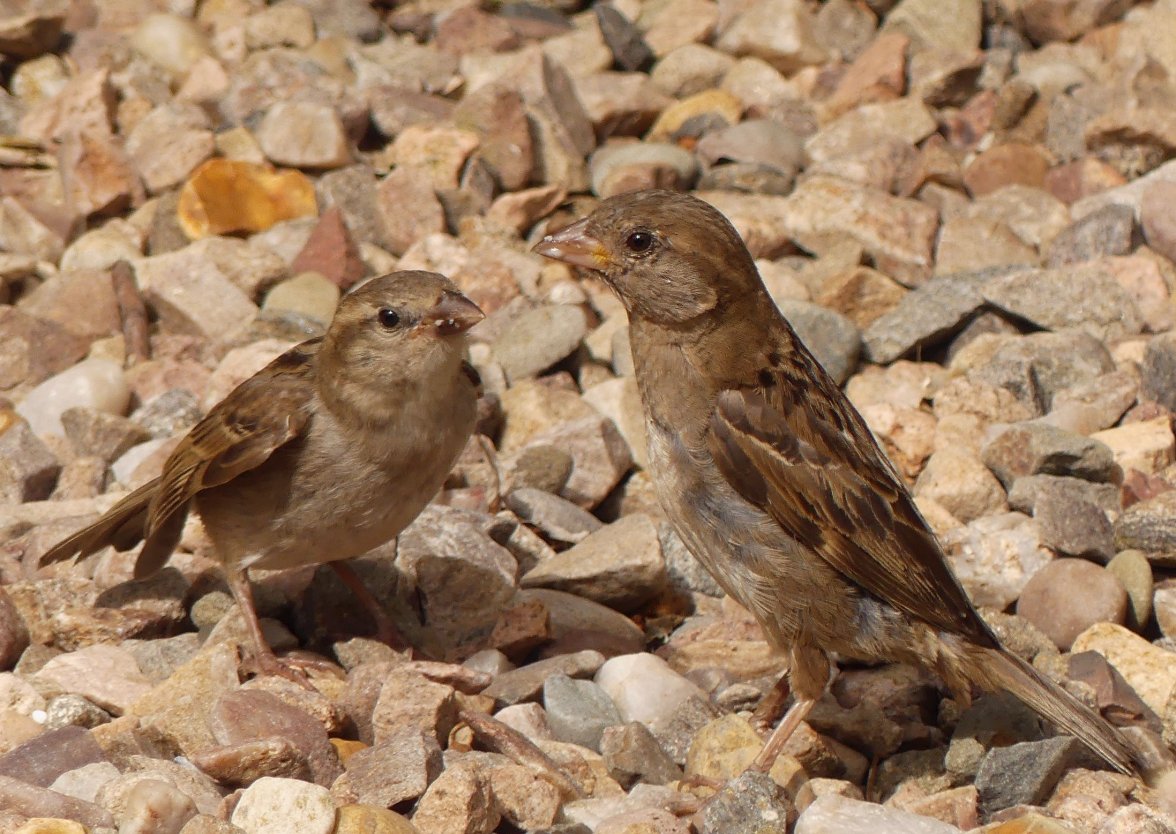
[533, 190, 761, 326]
[321, 270, 483, 400]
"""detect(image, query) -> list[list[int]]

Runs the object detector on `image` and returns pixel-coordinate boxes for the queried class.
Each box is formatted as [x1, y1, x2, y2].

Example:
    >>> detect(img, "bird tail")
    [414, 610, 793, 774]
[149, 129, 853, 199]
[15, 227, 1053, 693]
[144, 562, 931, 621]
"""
[972, 646, 1142, 776]
[39, 479, 157, 567]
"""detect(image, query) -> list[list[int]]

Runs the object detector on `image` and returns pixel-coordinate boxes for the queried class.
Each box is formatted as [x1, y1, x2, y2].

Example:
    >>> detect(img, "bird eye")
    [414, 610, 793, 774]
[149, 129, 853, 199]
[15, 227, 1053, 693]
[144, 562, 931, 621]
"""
[625, 231, 654, 253]
[377, 308, 400, 328]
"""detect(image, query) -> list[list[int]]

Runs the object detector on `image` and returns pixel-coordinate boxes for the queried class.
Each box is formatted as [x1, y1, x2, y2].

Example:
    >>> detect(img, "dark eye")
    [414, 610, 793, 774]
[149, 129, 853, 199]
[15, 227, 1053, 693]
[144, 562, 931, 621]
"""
[377, 308, 400, 328]
[625, 231, 654, 253]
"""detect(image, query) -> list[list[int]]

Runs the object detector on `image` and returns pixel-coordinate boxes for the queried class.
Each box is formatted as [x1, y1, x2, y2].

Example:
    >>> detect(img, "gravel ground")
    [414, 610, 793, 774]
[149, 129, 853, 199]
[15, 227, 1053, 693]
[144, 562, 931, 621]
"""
[3, 0, 1176, 832]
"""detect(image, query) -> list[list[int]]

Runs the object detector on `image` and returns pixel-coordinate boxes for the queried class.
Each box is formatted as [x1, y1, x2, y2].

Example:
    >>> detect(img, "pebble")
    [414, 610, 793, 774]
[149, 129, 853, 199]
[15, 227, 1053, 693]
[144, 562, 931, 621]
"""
[599, 722, 683, 787]
[1106, 550, 1154, 633]
[483, 650, 606, 707]
[974, 737, 1080, 813]
[794, 793, 961, 834]
[118, 778, 197, 834]
[209, 689, 340, 787]
[492, 304, 588, 382]
[863, 272, 986, 364]
[1071, 623, 1176, 715]
[411, 760, 499, 834]
[334, 805, 417, 834]
[697, 770, 796, 834]
[31, 645, 153, 715]
[981, 423, 1116, 489]
[1016, 560, 1127, 650]
[914, 447, 1007, 524]
[230, 777, 335, 834]
[335, 727, 441, 807]
[543, 673, 622, 751]
[1113, 491, 1176, 566]
[941, 513, 1053, 610]
[595, 653, 711, 738]
[16, 359, 130, 437]
[504, 488, 603, 544]
[520, 513, 666, 612]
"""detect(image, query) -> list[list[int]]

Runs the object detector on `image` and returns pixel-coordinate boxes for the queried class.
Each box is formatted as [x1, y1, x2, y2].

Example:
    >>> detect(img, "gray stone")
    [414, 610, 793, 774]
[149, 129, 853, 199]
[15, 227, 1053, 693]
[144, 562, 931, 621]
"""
[981, 264, 1143, 342]
[974, 736, 1081, 813]
[946, 692, 1044, 781]
[543, 673, 622, 752]
[505, 488, 603, 545]
[0, 419, 60, 501]
[520, 513, 665, 612]
[1114, 492, 1176, 566]
[491, 304, 589, 382]
[699, 770, 795, 834]
[599, 722, 683, 787]
[1142, 331, 1176, 412]
[862, 271, 988, 364]
[981, 422, 1117, 489]
[1046, 204, 1137, 267]
[483, 650, 607, 707]
[1007, 474, 1119, 517]
[968, 331, 1114, 416]
[1024, 478, 1116, 561]
[776, 300, 861, 384]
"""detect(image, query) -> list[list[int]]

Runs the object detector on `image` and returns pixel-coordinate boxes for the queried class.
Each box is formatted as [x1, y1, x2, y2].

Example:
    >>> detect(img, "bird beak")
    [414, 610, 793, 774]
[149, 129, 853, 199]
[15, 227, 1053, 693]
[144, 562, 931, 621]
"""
[532, 218, 612, 270]
[424, 291, 484, 336]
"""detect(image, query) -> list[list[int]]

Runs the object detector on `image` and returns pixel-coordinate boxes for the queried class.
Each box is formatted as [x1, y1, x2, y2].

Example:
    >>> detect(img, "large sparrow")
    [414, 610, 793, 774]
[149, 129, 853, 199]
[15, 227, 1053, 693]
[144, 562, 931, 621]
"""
[43, 271, 484, 680]
[534, 190, 1139, 775]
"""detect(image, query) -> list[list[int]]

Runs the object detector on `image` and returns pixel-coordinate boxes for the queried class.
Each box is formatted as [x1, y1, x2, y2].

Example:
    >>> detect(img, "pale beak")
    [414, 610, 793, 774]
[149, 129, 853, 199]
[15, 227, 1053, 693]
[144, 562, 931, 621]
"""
[424, 291, 484, 336]
[532, 218, 612, 270]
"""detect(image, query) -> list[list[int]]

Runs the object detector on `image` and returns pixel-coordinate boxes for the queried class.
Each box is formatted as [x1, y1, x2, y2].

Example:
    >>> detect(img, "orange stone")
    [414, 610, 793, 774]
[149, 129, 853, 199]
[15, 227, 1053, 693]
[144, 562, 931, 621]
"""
[177, 158, 317, 239]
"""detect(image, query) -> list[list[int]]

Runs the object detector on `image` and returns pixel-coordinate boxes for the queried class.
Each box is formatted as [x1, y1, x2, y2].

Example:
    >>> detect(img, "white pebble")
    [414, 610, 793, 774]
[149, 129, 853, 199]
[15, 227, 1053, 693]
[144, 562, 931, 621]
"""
[16, 358, 129, 436]
[595, 653, 709, 734]
[231, 776, 336, 834]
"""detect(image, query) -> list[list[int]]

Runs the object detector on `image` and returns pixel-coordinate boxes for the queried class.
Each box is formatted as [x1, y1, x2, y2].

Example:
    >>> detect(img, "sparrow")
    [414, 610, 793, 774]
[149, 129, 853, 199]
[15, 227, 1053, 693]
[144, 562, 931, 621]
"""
[534, 190, 1140, 775]
[42, 271, 485, 681]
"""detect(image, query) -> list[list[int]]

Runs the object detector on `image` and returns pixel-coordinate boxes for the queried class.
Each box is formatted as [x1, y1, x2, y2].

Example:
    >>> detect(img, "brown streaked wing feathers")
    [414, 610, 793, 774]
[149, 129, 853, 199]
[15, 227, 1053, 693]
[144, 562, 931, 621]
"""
[39, 479, 158, 565]
[131, 340, 319, 578]
[707, 382, 997, 647]
[41, 341, 320, 578]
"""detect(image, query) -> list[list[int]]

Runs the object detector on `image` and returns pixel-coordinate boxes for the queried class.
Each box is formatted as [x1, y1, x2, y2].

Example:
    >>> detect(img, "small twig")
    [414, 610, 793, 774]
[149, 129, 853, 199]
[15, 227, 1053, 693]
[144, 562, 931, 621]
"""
[111, 260, 150, 364]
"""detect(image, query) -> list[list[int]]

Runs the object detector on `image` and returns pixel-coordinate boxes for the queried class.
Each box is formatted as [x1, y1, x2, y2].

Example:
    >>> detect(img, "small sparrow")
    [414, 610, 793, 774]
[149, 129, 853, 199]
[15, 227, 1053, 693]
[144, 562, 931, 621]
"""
[43, 271, 484, 680]
[534, 190, 1140, 775]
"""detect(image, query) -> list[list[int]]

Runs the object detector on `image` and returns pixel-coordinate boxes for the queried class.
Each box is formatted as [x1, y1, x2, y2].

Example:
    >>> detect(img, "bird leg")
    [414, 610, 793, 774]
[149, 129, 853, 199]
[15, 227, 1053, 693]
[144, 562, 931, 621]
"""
[751, 697, 816, 773]
[328, 559, 409, 651]
[750, 645, 833, 773]
[224, 568, 318, 688]
[751, 673, 792, 734]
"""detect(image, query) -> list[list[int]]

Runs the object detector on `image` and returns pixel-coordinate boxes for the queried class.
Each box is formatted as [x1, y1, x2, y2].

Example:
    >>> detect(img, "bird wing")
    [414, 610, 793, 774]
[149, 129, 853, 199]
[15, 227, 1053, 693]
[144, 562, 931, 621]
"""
[39, 479, 159, 566]
[706, 375, 995, 646]
[131, 340, 321, 579]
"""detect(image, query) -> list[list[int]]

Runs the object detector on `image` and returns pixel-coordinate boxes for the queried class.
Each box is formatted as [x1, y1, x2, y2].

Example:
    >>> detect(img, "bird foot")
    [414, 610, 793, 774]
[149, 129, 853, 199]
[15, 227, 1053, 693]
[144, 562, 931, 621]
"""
[244, 649, 345, 689]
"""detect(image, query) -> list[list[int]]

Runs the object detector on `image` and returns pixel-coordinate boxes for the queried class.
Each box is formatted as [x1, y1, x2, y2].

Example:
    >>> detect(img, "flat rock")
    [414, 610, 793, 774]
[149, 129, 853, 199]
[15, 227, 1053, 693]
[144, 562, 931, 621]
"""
[520, 513, 665, 612]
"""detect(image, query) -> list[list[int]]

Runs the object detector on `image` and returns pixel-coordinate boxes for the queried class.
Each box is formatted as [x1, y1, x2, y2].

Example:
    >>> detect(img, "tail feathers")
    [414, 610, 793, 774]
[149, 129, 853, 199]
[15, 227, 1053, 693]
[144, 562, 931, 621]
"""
[978, 647, 1142, 776]
[39, 480, 157, 567]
